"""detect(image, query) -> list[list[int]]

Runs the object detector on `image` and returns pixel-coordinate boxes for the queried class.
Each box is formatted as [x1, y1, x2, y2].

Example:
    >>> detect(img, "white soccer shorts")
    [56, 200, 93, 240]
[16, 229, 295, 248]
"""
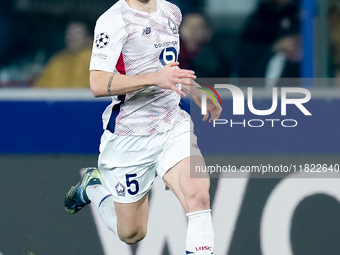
[97, 118, 203, 203]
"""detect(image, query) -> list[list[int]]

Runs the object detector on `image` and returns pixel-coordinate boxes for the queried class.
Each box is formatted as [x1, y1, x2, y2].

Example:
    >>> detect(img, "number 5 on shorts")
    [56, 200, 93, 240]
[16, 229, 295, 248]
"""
[125, 174, 139, 195]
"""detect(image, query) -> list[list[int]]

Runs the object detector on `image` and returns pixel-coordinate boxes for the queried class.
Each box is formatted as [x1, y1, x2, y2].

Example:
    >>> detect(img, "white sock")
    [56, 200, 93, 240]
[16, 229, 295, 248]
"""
[186, 209, 214, 255]
[86, 185, 118, 234]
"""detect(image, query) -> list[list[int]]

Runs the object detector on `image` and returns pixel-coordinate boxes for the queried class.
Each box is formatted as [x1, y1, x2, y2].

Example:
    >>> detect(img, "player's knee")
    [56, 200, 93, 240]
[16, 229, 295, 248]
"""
[119, 228, 147, 245]
[186, 189, 210, 211]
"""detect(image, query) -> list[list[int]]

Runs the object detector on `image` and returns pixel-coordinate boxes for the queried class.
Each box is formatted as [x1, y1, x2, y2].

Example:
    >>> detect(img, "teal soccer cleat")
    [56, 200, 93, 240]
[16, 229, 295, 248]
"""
[65, 167, 102, 214]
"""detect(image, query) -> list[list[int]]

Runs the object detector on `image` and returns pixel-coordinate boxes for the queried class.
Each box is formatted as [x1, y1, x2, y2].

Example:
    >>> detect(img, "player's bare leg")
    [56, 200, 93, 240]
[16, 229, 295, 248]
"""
[65, 168, 149, 245]
[114, 193, 149, 244]
[163, 156, 214, 255]
[86, 179, 149, 245]
[163, 156, 210, 212]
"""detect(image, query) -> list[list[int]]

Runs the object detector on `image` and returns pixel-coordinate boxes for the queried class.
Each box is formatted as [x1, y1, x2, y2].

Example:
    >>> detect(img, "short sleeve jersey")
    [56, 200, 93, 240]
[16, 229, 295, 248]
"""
[90, 0, 189, 136]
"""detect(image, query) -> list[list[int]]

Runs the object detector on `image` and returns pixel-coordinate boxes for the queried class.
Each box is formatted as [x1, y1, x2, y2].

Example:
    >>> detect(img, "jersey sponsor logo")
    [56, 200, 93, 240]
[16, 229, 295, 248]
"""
[154, 40, 178, 49]
[95, 32, 110, 49]
[168, 18, 179, 34]
[92, 52, 108, 60]
[115, 182, 126, 197]
[159, 47, 178, 66]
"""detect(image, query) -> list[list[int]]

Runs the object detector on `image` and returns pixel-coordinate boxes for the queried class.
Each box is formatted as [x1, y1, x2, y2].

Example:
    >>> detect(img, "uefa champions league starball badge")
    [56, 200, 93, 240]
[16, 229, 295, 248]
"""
[95, 32, 110, 49]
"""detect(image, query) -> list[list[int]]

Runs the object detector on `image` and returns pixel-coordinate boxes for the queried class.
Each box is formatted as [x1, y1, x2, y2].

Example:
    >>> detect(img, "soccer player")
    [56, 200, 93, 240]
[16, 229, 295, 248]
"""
[64, 0, 222, 254]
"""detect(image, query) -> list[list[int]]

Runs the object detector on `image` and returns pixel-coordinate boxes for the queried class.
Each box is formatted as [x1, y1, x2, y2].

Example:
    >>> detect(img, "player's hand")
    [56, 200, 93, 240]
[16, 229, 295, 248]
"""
[154, 62, 196, 97]
[202, 96, 222, 123]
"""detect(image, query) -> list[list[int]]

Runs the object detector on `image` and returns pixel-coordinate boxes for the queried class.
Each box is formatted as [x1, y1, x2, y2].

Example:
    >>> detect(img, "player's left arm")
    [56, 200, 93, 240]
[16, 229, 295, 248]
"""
[182, 79, 222, 123]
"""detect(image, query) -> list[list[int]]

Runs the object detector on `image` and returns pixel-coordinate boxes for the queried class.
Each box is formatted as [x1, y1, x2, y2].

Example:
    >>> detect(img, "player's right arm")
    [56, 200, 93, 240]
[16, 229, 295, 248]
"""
[91, 9, 195, 98]
[90, 62, 196, 98]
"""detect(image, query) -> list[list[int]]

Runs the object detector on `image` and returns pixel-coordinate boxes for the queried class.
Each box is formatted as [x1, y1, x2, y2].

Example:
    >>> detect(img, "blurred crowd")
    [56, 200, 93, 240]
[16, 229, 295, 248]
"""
[232, 0, 301, 87]
[0, 0, 339, 88]
[329, 0, 340, 86]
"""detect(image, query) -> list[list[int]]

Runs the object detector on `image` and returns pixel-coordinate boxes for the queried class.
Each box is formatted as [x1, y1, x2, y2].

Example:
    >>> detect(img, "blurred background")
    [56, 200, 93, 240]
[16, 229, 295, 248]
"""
[1, 0, 340, 255]
[0, 0, 339, 87]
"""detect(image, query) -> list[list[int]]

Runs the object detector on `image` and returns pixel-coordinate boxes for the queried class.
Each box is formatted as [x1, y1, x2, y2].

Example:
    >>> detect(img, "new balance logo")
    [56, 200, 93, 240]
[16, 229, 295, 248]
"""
[143, 27, 151, 35]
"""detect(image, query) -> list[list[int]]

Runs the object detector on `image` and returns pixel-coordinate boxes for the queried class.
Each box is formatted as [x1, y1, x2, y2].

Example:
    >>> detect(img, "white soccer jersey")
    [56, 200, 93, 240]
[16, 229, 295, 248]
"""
[90, 0, 189, 136]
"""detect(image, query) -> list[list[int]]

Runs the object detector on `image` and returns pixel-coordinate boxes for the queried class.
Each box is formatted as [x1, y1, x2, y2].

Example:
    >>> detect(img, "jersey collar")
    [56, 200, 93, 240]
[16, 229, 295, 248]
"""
[121, 0, 160, 15]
